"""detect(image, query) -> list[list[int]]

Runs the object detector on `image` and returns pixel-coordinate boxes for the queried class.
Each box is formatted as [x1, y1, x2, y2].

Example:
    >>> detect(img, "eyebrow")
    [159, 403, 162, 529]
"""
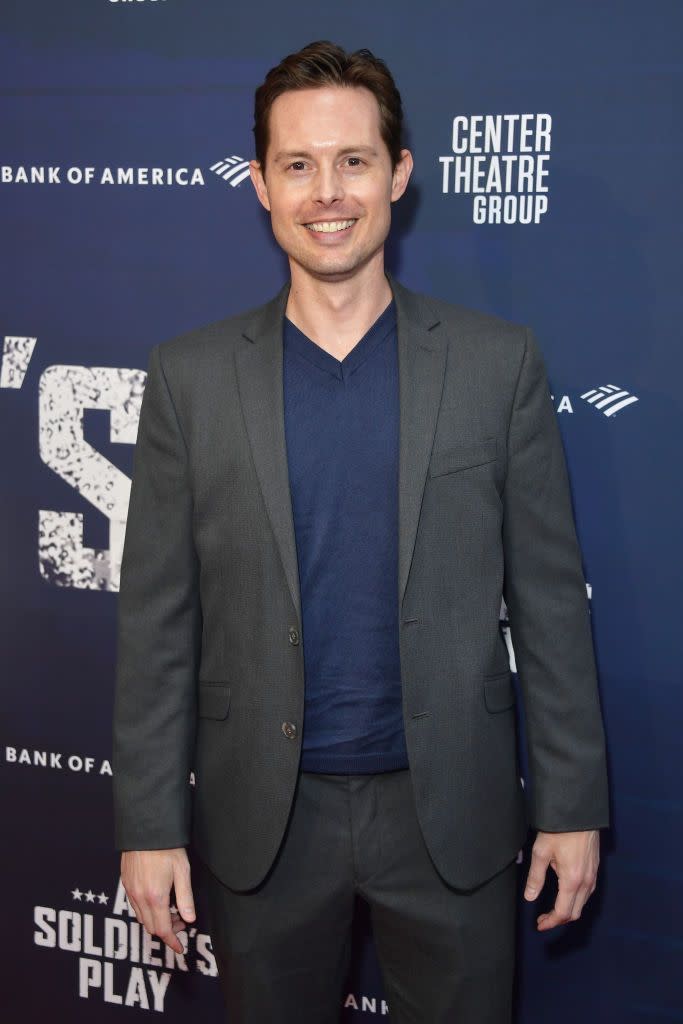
[272, 145, 379, 163]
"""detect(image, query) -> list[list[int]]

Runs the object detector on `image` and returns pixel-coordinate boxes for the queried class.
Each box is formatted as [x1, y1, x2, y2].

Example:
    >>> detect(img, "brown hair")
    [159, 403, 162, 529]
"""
[253, 40, 404, 173]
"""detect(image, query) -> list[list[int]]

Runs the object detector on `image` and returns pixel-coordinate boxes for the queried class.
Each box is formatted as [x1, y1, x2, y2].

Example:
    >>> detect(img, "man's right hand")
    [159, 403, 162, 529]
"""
[120, 848, 196, 954]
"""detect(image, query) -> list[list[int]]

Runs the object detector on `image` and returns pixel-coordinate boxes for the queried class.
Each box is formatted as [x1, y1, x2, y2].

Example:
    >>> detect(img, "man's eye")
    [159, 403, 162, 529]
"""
[288, 161, 306, 171]
[346, 157, 363, 167]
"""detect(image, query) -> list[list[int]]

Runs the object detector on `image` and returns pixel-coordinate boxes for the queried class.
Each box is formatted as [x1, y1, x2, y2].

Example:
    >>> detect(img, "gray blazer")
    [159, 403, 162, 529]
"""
[112, 272, 609, 892]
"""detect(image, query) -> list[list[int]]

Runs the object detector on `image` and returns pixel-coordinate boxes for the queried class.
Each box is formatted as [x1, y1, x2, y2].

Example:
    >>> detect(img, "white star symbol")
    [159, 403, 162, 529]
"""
[84, 890, 95, 903]
[97, 892, 108, 905]
[71, 888, 82, 901]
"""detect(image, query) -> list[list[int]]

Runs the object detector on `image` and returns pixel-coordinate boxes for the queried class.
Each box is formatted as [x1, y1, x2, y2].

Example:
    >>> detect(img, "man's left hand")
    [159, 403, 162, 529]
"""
[523, 829, 600, 931]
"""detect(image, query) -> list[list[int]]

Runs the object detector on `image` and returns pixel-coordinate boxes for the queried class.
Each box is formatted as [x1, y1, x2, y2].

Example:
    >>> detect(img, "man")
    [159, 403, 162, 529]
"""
[113, 40, 610, 1023]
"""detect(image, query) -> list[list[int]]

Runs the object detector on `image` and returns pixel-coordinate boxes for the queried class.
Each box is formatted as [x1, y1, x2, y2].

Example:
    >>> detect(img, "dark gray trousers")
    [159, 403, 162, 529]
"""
[200, 767, 518, 1023]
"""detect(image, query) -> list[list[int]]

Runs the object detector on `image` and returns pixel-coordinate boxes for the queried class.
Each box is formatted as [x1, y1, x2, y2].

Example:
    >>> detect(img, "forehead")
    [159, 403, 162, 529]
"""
[267, 86, 384, 152]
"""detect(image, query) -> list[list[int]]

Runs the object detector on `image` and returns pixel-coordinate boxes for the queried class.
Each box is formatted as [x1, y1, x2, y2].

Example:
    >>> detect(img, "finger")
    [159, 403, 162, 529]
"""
[524, 846, 550, 901]
[128, 894, 144, 925]
[171, 912, 189, 937]
[127, 887, 156, 937]
[173, 863, 196, 923]
[122, 871, 155, 935]
[151, 900, 183, 955]
[567, 882, 592, 922]
[536, 882, 577, 931]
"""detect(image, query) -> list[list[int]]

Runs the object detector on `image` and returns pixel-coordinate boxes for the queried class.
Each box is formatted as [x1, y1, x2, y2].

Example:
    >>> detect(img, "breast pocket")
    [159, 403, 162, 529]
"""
[428, 438, 498, 479]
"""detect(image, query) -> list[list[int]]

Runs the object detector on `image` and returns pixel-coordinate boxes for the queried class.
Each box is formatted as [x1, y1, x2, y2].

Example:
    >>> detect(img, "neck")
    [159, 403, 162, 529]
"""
[285, 253, 393, 351]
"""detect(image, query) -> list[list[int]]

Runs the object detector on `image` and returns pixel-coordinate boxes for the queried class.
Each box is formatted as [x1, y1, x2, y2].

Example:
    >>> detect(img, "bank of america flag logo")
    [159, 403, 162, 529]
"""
[210, 155, 251, 187]
[580, 384, 639, 417]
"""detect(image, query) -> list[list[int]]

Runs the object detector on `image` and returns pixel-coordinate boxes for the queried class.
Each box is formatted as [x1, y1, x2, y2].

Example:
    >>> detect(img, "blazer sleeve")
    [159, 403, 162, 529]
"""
[502, 327, 610, 832]
[112, 342, 201, 851]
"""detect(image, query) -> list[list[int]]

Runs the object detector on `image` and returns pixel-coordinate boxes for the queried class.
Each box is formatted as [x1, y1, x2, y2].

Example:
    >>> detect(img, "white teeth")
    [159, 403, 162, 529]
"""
[305, 219, 356, 233]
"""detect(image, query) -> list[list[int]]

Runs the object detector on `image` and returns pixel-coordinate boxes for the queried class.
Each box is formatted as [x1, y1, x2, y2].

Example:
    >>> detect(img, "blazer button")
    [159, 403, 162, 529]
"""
[288, 627, 300, 645]
[281, 721, 297, 740]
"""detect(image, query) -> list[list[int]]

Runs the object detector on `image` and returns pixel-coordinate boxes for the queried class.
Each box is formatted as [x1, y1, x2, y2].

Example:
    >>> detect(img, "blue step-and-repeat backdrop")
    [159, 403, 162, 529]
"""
[1, 2, 680, 1021]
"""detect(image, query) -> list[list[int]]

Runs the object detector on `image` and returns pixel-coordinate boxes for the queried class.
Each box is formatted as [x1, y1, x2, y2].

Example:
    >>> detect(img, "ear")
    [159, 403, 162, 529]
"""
[249, 160, 271, 212]
[390, 149, 414, 203]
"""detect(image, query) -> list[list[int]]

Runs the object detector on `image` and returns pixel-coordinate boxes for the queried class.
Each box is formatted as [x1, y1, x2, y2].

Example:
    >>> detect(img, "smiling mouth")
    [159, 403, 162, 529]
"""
[304, 219, 357, 233]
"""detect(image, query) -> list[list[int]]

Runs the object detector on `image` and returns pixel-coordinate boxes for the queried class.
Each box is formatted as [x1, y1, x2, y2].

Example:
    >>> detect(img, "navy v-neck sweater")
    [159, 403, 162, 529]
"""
[282, 299, 410, 774]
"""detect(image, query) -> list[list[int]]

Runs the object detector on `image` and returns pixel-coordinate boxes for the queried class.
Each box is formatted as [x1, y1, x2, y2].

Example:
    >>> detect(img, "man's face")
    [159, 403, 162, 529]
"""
[249, 85, 412, 282]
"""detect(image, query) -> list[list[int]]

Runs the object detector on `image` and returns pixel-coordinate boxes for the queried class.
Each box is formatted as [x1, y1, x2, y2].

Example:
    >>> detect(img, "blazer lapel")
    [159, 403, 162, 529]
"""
[389, 274, 447, 612]
[234, 272, 446, 625]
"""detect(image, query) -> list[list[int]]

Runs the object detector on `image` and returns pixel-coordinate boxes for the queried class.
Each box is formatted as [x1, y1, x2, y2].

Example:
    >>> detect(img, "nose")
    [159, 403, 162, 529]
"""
[311, 162, 344, 206]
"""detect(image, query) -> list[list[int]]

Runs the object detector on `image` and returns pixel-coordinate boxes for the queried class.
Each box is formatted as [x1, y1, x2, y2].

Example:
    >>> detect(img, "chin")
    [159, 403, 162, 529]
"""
[298, 248, 377, 280]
